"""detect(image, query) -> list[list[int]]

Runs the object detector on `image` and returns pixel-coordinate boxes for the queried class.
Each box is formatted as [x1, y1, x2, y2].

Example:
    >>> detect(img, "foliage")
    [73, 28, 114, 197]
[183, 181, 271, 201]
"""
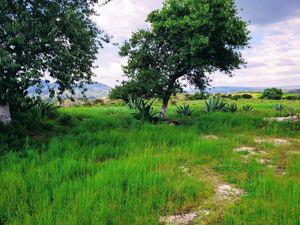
[262, 88, 283, 100]
[118, 0, 250, 117]
[127, 97, 159, 122]
[223, 103, 238, 113]
[1, 100, 300, 224]
[231, 95, 242, 100]
[283, 95, 300, 100]
[204, 96, 227, 112]
[273, 104, 285, 112]
[242, 94, 253, 99]
[0, 0, 109, 110]
[186, 92, 209, 100]
[176, 105, 193, 117]
[30, 99, 59, 119]
[221, 94, 232, 99]
[242, 105, 254, 112]
[109, 81, 153, 101]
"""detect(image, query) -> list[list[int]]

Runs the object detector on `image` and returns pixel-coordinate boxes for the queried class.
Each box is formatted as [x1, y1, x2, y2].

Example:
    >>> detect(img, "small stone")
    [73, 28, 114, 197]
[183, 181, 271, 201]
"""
[217, 184, 245, 200]
[179, 166, 190, 174]
[203, 135, 219, 140]
[159, 211, 198, 225]
[264, 116, 299, 123]
[254, 138, 266, 144]
[234, 146, 257, 155]
[273, 139, 291, 145]
[256, 158, 271, 165]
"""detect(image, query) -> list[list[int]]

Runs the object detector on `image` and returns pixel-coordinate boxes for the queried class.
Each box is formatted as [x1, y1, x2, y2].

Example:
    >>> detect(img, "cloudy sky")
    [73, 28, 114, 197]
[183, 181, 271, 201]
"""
[93, 0, 300, 88]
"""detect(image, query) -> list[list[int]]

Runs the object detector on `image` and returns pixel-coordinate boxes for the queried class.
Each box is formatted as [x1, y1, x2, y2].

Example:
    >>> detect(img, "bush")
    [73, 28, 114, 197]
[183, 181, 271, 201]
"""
[220, 94, 231, 99]
[261, 88, 283, 100]
[242, 94, 253, 99]
[186, 92, 209, 100]
[127, 96, 159, 122]
[176, 105, 193, 116]
[223, 103, 238, 113]
[242, 105, 254, 112]
[58, 114, 72, 126]
[231, 95, 242, 100]
[283, 95, 300, 100]
[203, 96, 227, 112]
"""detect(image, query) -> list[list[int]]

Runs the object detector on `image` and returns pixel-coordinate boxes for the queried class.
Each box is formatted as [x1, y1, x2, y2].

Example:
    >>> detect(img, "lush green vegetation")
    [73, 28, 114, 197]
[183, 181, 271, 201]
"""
[1, 98, 300, 225]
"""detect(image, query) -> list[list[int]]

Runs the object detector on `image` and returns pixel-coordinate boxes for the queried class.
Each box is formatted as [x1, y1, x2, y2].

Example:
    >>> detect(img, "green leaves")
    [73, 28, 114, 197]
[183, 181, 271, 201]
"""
[117, 0, 250, 117]
[127, 96, 159, 123]
[204, 96, 227, 112]
[0, 0, 109, 109]
[176, 105, 193, 117]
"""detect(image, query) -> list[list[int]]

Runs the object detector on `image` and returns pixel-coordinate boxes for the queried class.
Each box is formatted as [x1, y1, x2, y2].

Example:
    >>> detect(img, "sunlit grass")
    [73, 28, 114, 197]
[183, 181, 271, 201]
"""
[0, 99, 300, 224]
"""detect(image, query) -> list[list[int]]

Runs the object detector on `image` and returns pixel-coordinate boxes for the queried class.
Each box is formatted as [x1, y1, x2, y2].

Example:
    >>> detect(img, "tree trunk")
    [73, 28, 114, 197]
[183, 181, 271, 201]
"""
[0, 104, 11, 125]
[160, 96, 170, 119]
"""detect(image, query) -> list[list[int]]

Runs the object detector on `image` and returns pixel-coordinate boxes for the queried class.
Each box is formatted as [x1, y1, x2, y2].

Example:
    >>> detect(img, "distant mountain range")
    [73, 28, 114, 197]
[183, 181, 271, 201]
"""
[28, 82, 111, 99]
[28, 82, 300, 99]
[202, 85, 300, 94]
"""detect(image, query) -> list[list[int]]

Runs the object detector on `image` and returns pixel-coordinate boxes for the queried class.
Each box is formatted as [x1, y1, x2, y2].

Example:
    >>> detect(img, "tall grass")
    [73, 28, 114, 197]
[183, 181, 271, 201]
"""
[0, 99, 300, 224]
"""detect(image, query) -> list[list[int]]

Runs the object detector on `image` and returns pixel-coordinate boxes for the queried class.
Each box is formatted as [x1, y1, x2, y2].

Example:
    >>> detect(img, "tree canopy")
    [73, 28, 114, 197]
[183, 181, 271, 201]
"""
[115, 0, 250, 118]
[0, 0, 109, 110]
[261, 88, 283, 100]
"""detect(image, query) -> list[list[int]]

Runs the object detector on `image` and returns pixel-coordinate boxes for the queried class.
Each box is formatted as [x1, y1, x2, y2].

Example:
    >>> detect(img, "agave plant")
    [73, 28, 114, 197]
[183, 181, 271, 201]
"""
[127, 96, 158, 122]
[273, 104, 285, 111]
[176, 105, 193, 116]
[223, 103, 238, 113]
[203, 96, 227, 112]
[31, 99, 59, 118]
[242, 105, 254, 112]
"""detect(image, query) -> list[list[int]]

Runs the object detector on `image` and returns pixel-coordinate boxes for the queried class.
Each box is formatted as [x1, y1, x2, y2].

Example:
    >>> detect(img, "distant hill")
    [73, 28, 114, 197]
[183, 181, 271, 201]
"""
[288, 89, 300, 94]
[28, 82, 111, 99]
[187, 85, 300, 94]
[205, 86, 263, 94]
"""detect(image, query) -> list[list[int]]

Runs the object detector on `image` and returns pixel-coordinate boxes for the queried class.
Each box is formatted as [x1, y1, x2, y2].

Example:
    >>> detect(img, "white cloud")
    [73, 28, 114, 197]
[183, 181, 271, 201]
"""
[92, 1, 300, 88]
[212, 17, 300, 87]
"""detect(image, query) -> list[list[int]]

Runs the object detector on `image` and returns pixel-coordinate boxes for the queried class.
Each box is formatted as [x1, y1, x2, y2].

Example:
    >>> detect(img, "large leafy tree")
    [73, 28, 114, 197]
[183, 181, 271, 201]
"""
[0, 0, 109, 120]
[117, 0, 250, 118]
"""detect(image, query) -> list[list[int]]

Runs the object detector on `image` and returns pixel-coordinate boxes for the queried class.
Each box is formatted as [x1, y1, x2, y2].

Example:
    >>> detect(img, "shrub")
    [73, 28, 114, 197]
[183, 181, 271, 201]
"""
[128, 96, 159, 122]
[220, 94, 231, 99]
[273, 104, 285, 111]
[223, 103, 238, 113]
[176, 105, 193, 116]
[231, 95, 242, 100]
[261, 88, 283, 100]
[58, 114, 72, 126]
[283, 95, 299, 100]
[242, 105, 254, 112]
[242, 94, 253, 99]
[186, 92, 209, 100]
[203, 96, 227, 112]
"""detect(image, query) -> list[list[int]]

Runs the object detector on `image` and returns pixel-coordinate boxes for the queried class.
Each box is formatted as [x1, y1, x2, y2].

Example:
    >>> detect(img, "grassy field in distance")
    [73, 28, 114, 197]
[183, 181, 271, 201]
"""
[0, 98, 300, 225]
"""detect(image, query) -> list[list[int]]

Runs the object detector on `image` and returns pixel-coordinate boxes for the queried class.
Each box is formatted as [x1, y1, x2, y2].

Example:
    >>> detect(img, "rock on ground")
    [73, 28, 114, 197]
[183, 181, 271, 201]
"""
[216, 184, 245, 200]
[264, 116, 299, 123]
[159, 211, 198, 225]
[255, 137, 291, 146]
[273, 139, 291, 145]
[234, 146, 257, 155]
[202, 135, 219, 140]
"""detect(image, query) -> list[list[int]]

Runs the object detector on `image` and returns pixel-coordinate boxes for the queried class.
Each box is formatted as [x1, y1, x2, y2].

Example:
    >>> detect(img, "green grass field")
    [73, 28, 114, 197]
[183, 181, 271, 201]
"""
[1, 99, 300, 225]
